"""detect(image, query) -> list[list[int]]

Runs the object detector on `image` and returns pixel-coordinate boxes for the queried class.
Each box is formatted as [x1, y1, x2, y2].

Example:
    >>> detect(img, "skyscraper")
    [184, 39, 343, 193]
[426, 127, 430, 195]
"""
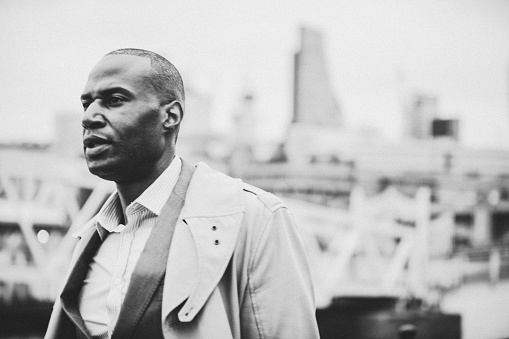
[406, 94, 438, 139]
[293, 26, 342, 127]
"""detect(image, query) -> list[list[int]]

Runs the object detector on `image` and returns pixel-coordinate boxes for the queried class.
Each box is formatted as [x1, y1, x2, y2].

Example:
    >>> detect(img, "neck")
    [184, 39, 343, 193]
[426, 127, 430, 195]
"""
[116, 154, 175, 214]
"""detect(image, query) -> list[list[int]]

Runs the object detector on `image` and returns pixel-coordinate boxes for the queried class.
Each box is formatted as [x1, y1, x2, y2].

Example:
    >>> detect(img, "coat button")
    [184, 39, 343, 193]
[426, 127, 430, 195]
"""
[212, 226, 217, 231]
[214, 240, 219, 245]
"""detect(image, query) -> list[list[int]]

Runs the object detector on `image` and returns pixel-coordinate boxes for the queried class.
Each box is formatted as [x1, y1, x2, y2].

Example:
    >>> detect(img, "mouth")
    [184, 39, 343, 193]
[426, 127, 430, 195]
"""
[83, 135, 112, 156]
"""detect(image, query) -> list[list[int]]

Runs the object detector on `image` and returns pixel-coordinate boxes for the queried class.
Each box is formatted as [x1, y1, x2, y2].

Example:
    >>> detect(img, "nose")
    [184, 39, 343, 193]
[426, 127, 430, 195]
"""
[82, 102, 106, 130]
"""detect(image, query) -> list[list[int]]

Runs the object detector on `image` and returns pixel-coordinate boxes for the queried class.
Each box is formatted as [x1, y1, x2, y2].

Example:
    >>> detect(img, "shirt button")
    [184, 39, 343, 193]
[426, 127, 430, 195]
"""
[124, 233, 133, 241]
[114, 278, 122, 285]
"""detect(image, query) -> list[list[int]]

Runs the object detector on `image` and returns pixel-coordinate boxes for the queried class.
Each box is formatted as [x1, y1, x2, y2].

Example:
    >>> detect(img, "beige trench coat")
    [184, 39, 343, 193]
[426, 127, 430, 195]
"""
[45, 162, 320, 339]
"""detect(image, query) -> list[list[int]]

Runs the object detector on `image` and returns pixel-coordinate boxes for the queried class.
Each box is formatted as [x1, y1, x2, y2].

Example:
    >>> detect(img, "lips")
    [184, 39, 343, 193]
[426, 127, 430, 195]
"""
[83, 135, 112, 157]
[83, 134, 111, 147]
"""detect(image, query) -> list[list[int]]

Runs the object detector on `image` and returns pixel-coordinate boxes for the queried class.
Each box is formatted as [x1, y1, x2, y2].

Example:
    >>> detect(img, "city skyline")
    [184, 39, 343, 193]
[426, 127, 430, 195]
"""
[1, 0, 509, 149]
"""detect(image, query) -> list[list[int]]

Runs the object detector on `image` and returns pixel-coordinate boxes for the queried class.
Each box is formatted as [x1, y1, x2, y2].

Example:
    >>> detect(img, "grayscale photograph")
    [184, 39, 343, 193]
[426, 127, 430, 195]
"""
[0, 1, 508, 338]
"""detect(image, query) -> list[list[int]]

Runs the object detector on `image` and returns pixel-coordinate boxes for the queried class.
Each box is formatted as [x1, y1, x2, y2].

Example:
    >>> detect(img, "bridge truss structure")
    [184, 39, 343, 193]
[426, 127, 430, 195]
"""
[0, 149, 113, 303]
[0, 149, 465, 308]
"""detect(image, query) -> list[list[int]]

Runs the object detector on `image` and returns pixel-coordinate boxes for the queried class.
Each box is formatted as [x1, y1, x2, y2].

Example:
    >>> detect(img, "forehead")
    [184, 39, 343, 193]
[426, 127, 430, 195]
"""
[84, 54, 152, 91]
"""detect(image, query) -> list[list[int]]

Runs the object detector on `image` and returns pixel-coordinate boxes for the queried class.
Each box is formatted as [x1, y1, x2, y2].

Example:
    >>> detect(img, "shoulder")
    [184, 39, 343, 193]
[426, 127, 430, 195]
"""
[187, 161, 289, 217]
[241, 182, 286, 213]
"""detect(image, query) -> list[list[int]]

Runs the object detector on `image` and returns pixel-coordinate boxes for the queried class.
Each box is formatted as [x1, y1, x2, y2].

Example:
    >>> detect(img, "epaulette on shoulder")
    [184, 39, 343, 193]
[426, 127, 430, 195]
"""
[242, 183, 285, 212]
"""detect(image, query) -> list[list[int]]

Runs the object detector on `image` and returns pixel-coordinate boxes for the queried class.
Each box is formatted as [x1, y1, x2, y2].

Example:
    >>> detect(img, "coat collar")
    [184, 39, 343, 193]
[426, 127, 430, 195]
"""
[68, 162, 246, 325]
[162, 162, 245, 323]
[71, 216, 98, 239]
[72, 162, 245, 237]
[179, 162, 245, 219]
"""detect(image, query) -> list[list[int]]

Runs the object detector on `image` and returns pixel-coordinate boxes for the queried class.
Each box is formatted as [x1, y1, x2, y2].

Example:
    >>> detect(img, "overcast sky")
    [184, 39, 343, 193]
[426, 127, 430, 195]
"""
[1, 0, 508, 149]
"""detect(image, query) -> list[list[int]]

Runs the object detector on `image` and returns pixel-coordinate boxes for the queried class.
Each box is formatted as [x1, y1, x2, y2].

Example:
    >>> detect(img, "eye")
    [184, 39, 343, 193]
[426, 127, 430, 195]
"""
[82, 101, 90, 111]
[106, 96, 126, 106]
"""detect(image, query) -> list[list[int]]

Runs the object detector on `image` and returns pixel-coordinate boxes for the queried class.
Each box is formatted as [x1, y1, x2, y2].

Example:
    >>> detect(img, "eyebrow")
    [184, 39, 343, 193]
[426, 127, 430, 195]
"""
[81, 87, 133, 102]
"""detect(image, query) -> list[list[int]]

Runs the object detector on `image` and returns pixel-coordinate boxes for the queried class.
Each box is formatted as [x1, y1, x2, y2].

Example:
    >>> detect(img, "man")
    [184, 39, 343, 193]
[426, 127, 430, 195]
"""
[45, 48, 319, 339]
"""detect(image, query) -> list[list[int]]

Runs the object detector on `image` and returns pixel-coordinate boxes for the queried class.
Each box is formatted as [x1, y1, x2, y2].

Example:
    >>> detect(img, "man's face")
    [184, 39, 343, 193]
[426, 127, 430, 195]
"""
[81, 55, 167, 182]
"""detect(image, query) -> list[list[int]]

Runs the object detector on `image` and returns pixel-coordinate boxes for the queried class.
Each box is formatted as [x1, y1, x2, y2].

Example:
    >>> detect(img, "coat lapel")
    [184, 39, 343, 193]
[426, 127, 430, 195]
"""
[60, 229, 102, 339]
[162, 162, 245, 324]
[112, 161, 195, 338]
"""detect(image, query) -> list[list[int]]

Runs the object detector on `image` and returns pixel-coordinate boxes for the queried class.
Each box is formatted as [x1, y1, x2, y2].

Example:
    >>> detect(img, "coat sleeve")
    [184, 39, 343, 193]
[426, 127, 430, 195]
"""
[240, 200, 320, 339]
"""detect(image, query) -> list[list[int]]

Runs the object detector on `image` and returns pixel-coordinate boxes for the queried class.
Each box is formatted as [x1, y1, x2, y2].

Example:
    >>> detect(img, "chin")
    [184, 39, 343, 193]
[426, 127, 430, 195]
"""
[86, 161, 119, 182]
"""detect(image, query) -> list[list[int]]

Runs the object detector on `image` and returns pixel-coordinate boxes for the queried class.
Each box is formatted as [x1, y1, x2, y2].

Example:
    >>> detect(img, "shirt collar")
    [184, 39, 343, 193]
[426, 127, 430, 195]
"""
[134, 155, 182, 215]
[95, 193, 122, 238]
[95, 156, 182, 237]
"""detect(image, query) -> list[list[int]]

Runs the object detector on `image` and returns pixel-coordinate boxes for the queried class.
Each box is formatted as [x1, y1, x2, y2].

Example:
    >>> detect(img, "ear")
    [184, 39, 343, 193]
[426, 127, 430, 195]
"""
[162, 100, 183, 131]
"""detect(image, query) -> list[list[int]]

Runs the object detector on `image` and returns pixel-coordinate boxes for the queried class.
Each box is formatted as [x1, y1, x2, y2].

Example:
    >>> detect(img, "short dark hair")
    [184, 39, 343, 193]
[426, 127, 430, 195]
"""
[106, 48, 185, 105]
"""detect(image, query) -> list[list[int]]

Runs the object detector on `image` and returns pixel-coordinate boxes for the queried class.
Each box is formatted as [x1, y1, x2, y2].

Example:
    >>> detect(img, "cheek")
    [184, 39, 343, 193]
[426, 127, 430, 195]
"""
[125, 122, 165, 155]
[137, 106, 165, 131]
[116, 109, 163, 140]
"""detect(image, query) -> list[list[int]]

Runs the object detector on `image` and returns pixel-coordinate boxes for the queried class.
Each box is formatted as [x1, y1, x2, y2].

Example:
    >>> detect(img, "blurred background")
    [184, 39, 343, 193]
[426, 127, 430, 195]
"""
[1, 0, 509, 338]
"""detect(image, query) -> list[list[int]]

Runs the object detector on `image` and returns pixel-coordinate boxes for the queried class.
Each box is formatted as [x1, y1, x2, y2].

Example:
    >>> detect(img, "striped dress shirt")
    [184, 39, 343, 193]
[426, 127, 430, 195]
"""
[78, 156, 182, 338]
